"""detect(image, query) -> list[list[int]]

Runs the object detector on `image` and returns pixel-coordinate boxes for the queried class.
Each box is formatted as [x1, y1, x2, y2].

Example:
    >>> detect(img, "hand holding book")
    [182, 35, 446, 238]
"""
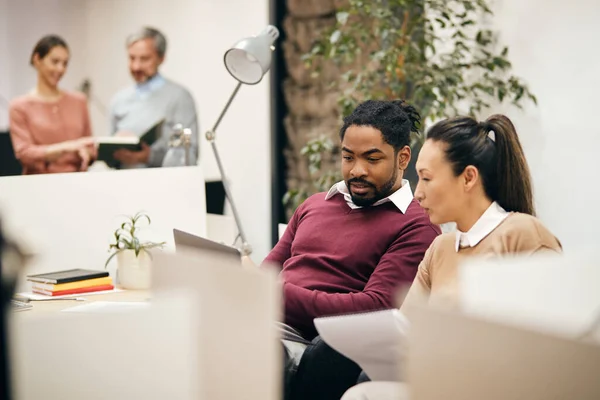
[95, 119, 164, 168]
[113, 142, 151, 165]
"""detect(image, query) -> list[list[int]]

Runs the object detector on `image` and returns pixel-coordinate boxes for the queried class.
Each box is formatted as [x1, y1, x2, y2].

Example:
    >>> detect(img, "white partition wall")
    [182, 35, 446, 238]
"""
[153, 251, 282, 400]
[407, 306, 600, 400]
[11, 294, 201, 400]
[458, 254, 600, 340]
[0, 167, 206, 290]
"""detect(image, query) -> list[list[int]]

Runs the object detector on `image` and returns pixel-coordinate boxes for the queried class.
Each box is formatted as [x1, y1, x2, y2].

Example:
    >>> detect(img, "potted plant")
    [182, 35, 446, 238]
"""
[105, 212, 165, 290]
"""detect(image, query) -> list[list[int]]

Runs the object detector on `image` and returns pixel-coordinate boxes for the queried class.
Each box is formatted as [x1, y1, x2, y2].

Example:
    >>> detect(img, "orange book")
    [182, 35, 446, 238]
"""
[32, 284, 114, 297]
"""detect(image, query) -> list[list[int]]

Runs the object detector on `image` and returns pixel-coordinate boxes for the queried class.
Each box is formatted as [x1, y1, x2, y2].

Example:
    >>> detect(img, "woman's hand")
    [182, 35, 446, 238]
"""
[77, 146, 91, 171]
[45, 137, 96, 162]
[76, 137, 97, 171]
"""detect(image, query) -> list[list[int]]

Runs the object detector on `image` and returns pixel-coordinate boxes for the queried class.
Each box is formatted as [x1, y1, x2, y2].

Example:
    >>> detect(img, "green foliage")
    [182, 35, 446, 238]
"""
[105, 212, 165, 268]
[285, 0, 537, 212]
[283, 136, 342, 211]
[306, 0, 536, 121]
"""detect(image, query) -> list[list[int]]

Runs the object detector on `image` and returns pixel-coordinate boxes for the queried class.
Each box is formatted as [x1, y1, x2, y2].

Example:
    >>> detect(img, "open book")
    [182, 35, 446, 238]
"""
[95, 119, 164, 168]
[314, 309, 409, 381]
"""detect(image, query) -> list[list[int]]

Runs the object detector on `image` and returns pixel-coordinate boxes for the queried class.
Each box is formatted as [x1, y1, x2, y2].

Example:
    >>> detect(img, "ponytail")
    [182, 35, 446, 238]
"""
[484, 114, 535, 215]
[426, 114, 535, 215]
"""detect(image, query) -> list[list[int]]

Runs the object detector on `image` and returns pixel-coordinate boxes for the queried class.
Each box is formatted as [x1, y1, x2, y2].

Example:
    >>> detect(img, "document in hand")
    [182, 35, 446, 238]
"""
[95, 119, 164, 168]
[314, 309, 409, 381]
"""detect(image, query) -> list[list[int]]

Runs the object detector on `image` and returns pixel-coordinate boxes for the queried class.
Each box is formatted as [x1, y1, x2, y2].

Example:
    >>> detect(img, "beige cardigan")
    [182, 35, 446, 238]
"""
[401, 212, 562, 311]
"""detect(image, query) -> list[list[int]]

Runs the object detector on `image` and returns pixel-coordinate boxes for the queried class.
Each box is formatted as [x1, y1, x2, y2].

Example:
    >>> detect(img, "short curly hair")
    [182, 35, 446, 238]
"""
[339, 100, 421, 151]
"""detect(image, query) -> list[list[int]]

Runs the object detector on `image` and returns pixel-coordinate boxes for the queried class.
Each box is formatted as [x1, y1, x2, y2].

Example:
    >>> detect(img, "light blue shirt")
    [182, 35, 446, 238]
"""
[109, 76, 199, 168]
[135, 74, 166, 99]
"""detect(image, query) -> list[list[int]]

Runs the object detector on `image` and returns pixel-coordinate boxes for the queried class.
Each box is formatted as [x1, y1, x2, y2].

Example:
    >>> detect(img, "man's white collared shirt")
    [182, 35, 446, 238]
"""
[325, 179, 413, 214]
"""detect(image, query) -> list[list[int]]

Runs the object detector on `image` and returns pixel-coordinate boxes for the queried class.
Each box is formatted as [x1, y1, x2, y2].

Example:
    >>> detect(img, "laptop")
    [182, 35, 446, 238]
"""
[172, 229, 242, 260]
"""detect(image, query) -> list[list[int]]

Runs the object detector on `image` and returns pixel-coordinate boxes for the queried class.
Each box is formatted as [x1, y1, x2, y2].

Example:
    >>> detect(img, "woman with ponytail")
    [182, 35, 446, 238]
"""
[400, 114, 561, 309]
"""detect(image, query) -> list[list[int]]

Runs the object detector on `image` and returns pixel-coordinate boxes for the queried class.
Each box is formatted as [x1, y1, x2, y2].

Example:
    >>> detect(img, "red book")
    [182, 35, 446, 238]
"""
[33, 284, 115, 297]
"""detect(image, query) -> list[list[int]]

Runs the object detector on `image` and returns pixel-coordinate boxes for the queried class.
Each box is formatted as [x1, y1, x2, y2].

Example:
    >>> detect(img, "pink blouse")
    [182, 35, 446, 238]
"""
[9, 91, 94, 174]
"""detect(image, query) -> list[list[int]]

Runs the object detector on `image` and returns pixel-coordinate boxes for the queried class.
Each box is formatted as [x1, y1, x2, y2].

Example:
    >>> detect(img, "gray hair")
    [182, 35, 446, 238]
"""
[126, 27, 167, 58]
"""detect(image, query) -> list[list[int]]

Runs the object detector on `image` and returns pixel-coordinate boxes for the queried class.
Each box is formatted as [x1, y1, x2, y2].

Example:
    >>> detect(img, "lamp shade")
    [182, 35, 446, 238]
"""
[224, 25, 280, 85]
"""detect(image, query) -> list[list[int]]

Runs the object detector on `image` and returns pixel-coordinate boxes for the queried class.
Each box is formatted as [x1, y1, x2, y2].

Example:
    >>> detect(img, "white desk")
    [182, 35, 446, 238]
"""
[13, 288, 149, 316]
[9, 288, 200, 400]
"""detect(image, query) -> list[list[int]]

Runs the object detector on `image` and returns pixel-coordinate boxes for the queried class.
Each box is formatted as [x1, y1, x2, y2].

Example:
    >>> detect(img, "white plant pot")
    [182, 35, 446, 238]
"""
[116, 250, 152, 290]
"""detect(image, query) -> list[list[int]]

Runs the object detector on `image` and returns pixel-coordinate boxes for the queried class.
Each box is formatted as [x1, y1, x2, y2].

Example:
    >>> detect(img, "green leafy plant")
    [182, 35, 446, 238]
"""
[283, 136, 342, 211]
[104, 212, 165, 268]
[307, 0, 537, 122]
[284, 0, 537, 211]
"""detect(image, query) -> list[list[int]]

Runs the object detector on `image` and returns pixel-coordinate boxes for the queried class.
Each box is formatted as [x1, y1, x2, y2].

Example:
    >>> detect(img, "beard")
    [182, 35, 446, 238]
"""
[346, 168, 398, 207]
[132, 71, 156, 83]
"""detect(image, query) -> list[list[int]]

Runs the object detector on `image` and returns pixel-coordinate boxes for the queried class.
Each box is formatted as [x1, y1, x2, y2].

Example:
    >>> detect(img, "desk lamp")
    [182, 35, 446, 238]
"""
[205, 26, 280, 256]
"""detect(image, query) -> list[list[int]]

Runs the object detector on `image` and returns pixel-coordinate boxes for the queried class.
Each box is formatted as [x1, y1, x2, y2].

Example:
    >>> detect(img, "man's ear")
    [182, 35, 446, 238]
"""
[462, 165, 480, 192]
[397, 145, 411, 170]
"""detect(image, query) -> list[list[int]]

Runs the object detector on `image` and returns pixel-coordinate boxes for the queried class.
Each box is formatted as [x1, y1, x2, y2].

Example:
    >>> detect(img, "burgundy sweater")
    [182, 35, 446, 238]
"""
[264, 192, 440, 339]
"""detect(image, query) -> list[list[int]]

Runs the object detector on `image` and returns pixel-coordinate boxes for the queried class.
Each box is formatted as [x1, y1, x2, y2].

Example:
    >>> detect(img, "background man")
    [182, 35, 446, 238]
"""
[109, 27, 198, 168]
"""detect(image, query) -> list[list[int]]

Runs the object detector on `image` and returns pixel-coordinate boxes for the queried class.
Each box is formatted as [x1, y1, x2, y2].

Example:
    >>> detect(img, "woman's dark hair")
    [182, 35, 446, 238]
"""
[340, 99, 421, 152]
[426, 114, 535, 215]
[30, 35, 69, 65]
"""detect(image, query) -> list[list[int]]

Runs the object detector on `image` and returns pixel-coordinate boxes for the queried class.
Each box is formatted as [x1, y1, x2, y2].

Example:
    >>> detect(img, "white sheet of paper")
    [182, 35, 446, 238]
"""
[314, 309, 409, 381]
[62, 301, 150, 313]
[17, 288, 123, 301]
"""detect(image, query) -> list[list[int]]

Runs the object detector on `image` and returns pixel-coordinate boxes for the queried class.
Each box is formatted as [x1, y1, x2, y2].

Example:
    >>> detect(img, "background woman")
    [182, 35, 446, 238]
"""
[9, 34, 95, 174]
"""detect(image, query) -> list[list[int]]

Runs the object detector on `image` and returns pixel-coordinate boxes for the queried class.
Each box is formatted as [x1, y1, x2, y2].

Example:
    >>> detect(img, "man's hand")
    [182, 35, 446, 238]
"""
[113, 142, 151, 165]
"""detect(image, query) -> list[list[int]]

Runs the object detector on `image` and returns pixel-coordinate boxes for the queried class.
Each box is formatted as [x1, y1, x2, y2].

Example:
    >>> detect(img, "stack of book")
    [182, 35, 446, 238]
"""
[27, 269, 114, 297]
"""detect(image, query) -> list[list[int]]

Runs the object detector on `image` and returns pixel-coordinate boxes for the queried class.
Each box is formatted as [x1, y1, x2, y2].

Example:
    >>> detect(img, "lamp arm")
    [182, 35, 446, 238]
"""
[210, 82, 243, 134]
[205, 82, 252, 256]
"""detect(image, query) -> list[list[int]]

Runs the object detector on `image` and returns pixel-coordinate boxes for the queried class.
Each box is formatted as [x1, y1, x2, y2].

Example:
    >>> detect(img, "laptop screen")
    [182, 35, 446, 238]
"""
[172, 229, 242, 259]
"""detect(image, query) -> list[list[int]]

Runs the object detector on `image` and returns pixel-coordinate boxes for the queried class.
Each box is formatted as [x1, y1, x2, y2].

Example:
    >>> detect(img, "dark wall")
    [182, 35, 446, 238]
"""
[0, 222, 12, 400]
[270, 0, 288, 247]
[0, 132, 22, 176]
